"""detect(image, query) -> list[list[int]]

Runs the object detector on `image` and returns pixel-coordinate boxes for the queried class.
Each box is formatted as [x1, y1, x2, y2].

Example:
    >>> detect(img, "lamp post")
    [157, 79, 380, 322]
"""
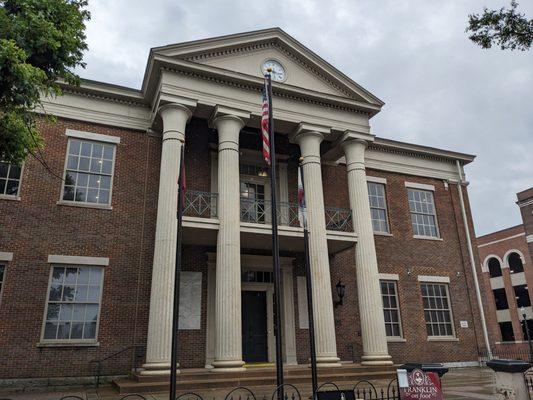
[521, 307, 533, 365]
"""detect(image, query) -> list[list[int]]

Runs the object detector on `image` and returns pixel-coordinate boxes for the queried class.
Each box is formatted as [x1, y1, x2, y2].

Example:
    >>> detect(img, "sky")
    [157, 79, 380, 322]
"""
[78, 0, 532, 236]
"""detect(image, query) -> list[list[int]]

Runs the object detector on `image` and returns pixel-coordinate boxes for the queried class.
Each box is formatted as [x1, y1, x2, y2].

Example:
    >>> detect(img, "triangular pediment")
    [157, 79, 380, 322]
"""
[152, 28, 383, 106]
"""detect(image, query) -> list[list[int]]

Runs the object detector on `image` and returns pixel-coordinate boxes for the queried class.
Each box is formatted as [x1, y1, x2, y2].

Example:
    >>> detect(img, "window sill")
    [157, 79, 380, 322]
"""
[37, 341, 100, 348]
[427, 337, 459, 342]
[414, 235, 443, 241]
[0, 194, 21, 201]
[387, 337, 406, 343]
[57, 201, 112, 210]
[374, 231, 393, 237]
[495, 341, 527, 345]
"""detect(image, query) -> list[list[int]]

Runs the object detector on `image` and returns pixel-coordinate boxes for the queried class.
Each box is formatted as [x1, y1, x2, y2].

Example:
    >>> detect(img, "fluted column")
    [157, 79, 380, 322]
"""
[212, 113, 246, 372]
[292, 124, 340, 367]
[142, 103, 193, 375]
[342, 136, 392, 366]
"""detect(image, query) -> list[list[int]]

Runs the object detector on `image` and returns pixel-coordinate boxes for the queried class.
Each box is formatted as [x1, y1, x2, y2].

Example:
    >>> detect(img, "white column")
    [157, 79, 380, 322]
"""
[292, 125, 340, 367]
[211, 113, 246, 372]
[142, 103, 193, 375]
[341, 136, 392, 366]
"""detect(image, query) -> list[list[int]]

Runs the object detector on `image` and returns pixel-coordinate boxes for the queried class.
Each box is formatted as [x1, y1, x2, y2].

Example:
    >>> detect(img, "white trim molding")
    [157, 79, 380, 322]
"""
[379, 273, 399, 281]
[47, 255, 109, 266]
[0, 252, 13, 262]
[417, 275, 450, 283]
[527, 234, 533, 244]
[477, 232, 525, 248]
[503, 249, 527, 269]
[66, 129, 121, 144]
[366, 176, 387, 184]
[405, 182, 435, 191]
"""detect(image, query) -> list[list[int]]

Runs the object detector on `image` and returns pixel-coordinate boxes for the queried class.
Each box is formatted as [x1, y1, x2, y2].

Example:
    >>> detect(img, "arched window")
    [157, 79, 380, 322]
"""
[508, 252, 524, 274]
[488, 257, 503, 278]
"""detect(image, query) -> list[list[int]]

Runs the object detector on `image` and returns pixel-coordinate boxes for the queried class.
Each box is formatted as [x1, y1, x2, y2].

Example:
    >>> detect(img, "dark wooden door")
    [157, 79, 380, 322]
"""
[242, 290, 268, 362]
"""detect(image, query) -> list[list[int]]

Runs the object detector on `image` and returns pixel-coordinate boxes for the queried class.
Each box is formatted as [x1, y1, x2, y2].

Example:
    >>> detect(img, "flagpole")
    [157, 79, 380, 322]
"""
[170, 145, 185, 400]
[266, 71, 284, 398]
[299, 160, 318, 399]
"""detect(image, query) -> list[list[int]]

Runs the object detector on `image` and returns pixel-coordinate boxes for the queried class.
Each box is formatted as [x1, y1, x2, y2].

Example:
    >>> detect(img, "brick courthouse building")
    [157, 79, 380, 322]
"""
[0, 29, 489, 381]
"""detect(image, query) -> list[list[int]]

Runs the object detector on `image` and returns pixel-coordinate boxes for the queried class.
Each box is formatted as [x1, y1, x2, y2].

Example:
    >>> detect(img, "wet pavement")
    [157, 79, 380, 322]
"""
[0, 367, 497, 400]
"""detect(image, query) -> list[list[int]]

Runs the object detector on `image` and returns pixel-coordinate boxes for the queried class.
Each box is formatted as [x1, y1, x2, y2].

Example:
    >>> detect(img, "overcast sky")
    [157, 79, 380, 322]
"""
[78, 0, 532, 236]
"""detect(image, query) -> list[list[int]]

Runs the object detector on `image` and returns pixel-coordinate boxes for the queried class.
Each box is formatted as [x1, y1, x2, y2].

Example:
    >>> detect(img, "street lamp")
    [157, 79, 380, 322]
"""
[521, 307, 533, 365]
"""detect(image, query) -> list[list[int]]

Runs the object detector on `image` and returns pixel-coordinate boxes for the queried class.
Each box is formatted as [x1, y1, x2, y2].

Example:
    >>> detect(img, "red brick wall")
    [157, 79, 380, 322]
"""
[291, 165, 486, 365]
[477, 223, 533, 355]
[0, 117, 213, 378]
[517, 188, 533, 266]
[0, 115, 485, 380]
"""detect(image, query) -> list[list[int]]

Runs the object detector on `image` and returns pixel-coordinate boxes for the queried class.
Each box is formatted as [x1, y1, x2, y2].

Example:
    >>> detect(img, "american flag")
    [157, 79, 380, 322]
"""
[261, 81, 271, 165]
[298, 165, 307, 228]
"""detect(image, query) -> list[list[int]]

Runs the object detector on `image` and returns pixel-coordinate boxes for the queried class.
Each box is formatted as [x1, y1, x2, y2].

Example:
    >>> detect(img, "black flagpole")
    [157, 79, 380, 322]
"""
[170, 145, 185, 400]
[299, 160, 318, 399]
[266, 71, 284, 398]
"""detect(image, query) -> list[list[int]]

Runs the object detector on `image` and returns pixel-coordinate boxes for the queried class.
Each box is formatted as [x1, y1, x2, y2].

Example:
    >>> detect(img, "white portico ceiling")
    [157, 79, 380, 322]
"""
[149, 27, 383, 107]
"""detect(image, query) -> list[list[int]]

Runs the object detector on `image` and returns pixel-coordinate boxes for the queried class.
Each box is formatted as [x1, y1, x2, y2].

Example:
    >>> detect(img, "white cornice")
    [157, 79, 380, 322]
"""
[150, 27, 383, 107]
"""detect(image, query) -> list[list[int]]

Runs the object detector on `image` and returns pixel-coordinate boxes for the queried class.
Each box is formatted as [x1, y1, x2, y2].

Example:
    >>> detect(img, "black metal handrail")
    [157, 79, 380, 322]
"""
[89, 344, 145, 388]
[324, 206, 353, 232]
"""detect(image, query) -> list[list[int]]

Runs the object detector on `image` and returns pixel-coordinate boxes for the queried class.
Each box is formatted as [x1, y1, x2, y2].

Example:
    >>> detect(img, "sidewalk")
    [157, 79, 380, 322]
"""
[0, 367, 496, 400]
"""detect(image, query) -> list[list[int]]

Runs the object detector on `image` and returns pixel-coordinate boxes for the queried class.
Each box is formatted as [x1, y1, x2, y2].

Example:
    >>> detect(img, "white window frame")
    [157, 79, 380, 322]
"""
[367, 181, 390, 234]
[0, 263, 6, 303]
[0, 162, 24, 199]
[380, 280, 403, 339]
[407, 187, 440, 239]
[40, 264, 105, 345]
[420, 282, 456, 339]
[59, 136, 117, 209]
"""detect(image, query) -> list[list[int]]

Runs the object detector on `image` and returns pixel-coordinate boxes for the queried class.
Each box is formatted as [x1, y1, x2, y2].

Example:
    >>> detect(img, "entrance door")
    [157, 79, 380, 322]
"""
[242, 290, 268, 362]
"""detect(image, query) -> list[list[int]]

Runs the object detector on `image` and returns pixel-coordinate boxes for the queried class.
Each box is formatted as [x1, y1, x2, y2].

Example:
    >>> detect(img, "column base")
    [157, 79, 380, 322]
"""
[139, 362, 180, 376]
[361, 354, 393, 366]
[316, 355, 342, 368]
[210, 359, 246, 372]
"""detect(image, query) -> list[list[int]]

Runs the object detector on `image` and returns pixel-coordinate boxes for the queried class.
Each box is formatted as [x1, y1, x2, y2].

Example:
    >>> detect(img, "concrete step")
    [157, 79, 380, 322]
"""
[113, 366, 397, 394]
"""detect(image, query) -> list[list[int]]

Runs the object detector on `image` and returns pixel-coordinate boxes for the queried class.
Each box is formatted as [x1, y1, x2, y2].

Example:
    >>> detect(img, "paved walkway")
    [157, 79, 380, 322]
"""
[0, 368, 497, 400]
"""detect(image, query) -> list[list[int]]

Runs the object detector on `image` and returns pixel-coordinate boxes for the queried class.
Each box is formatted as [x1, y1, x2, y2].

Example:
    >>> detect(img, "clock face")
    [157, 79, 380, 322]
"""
[261, 59, 286, 82]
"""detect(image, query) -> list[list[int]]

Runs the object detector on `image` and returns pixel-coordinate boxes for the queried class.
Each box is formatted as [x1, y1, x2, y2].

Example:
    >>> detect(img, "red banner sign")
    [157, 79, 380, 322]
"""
[399, 369, 444, 400]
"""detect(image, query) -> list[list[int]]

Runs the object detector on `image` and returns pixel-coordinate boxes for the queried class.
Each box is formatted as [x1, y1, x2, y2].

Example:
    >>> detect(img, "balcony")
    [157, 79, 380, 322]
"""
[182, 190, 356, 252]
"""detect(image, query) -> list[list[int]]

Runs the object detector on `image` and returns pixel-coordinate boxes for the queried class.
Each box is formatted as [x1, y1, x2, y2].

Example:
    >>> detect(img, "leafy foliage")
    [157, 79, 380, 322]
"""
[0, 0, 90, 164]
[467, 0, 533, 51]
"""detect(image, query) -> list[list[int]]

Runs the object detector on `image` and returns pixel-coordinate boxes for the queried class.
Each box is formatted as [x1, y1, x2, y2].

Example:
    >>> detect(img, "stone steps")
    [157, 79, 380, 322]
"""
[113, 364, 398, 394]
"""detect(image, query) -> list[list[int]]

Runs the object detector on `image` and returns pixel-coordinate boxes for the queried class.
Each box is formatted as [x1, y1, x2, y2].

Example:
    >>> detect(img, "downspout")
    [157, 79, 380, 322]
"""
[455, 160, 492, 359]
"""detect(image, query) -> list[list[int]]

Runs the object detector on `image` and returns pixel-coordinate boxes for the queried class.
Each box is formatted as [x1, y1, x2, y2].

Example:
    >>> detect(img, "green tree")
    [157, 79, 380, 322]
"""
[467, 0, 533, 51]
[0, 0, 90, 164]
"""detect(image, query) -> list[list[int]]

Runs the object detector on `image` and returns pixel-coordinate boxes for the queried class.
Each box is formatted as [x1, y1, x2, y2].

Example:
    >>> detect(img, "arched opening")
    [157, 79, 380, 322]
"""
[488, 257, 502, 278]
[508, 252, 524, 274]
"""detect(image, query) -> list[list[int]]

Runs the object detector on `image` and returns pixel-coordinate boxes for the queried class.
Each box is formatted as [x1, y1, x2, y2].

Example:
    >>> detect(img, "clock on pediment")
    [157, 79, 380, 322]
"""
[261, 59, 287, 82]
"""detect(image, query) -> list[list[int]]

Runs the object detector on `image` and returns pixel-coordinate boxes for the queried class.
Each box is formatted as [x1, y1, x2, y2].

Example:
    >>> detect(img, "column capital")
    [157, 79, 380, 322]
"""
[338, 130, 375, 146]
[158, 103, 194, 142]
[209, 105, 250, 129]
[290, 123, 330, 144]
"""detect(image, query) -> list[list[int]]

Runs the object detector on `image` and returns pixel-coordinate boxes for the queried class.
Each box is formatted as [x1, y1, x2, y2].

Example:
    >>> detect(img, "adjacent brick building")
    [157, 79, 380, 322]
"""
[0, 28, 488, 383]
[477, 188, 533, 357]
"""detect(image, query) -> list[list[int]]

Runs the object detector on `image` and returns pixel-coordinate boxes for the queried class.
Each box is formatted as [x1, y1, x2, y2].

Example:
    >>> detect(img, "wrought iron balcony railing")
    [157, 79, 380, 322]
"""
[183, 191, 353, 233]
[184, 190, 218, 218]
[240, 197, 301, 227]
[324, 206, 353, 232]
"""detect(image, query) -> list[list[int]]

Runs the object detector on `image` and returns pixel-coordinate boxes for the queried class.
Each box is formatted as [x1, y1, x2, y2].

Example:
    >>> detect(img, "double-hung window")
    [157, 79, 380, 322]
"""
[0, 162, 22, 198]
[368, 182, 389, 233]
[42, 265, 104, 342]
[380, 280, 402, 338]
[62, 138, 116, 206]
[421, 283, 454, 337]
[407, 188, 439, 238]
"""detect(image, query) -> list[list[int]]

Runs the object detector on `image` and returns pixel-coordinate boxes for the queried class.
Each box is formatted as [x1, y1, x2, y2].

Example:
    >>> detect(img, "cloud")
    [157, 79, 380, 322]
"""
[79, 0, 533, 236]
